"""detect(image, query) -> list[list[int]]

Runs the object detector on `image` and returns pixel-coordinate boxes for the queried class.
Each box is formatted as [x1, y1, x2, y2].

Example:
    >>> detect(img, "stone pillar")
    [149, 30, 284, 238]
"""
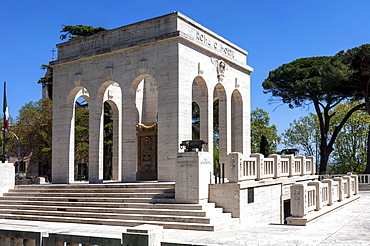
[290, 183, 307, 217]
[350, 174, 359, 195]
[268, 154, 281, 179]
[227, 152, 243, 182]
[251, 153, 264, 180]
[88, 100, 104, 184]
[121, 101, 138, 182]
[321, 179, 335, 205]
[0, 162, 15, 196]
[112, 106, 122, 181]
[333, 177, 344, 201]
[176, 152, 212, 203]
[308, 181, 322, 211]
[52, 98, 74, 184]
[218, 96, 231, 167]
[343, 176, 352, 198]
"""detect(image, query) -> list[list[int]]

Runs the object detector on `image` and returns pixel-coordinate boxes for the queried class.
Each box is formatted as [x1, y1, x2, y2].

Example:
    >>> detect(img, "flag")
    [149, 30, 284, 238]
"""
[3, 82, 9, 131]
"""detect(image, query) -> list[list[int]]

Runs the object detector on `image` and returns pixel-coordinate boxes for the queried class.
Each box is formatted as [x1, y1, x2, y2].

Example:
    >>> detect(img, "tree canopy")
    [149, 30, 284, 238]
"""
[282, 101, 369, 174]
[60, 25, 107, 40]
[334, 44, 370, 173]
[251, 108, 280, 156]
[282, 113, 319, 157]
[10, 99, 53, 180]
[263, 55, 365, 174]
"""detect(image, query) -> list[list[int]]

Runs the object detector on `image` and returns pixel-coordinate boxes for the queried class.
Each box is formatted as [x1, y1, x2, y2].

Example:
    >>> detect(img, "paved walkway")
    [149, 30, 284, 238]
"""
[0, 191, 369, 245]
[165, 191, 370, 245]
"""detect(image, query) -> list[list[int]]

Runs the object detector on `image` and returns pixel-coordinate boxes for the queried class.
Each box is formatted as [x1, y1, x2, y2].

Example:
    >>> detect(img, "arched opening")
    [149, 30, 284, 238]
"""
[99, 82, 122, 181]
[134, 75, 158, 180]
[213, 83, 227, 171]
[192, 77, 209, 150]
[73, 90, 90, 182]
[192, 101, 200, 140]
[231, 89, 243, 153]
[103, 102, 113, 180]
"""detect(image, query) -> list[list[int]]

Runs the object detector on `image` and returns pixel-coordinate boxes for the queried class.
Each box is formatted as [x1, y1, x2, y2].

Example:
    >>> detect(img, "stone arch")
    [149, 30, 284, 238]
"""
[87, 81, 122, 183]
[213, 83, 228, 165]
[132, 75, 158, 124]
[192, 76, 210, 151]
[231, 89, 243, 153]
[63, 87, 91, 183]
[102, 82, 122, 181]
[130, 74, 159, 181]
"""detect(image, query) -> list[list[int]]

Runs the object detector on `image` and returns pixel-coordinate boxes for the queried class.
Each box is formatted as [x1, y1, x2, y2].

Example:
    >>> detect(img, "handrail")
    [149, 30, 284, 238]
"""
[227, 152, 316, 183]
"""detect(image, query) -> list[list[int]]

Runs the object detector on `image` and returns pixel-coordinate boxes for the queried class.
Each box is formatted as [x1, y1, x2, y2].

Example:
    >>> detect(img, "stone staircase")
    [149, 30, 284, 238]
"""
[0, 183, 238, 231]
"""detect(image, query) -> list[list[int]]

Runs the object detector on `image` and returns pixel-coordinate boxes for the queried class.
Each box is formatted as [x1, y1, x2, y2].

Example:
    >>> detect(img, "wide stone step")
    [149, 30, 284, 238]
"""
[0, 213, 228, 231]
[4, 192, 175, 198]
[0, 204, 219, 217]
[15, 183, 175, 189]
[0, 200, 212, 210]
[0, 209, 232, 224]
[1, 183, 238, 231]
[0, 196, 176, 203]
[9, 188, 175, 194]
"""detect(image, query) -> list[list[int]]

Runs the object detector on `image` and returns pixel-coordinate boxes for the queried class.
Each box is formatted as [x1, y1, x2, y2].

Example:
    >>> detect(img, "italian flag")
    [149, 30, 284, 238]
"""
[3, 83, 9, 131]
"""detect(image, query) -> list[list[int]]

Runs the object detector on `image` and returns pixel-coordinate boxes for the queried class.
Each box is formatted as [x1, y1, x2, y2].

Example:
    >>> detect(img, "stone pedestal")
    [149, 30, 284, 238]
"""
[175, 152, 212, 204]
[227, 152, 243, 182]
[0, 162, 15, 196]
[290, 183, 307, 217]
[123, 224, 163, 246]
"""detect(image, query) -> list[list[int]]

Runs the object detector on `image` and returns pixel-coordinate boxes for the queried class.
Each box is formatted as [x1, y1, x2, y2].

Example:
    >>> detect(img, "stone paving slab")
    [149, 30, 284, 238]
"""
[0, 191, 369, 245]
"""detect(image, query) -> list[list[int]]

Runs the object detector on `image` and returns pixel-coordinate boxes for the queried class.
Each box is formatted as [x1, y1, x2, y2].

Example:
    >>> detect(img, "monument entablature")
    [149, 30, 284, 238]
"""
[53, 12, 253, 73]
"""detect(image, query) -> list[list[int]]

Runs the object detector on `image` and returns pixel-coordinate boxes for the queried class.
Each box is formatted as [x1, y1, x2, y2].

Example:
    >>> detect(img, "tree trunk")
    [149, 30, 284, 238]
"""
[364, 124, 370, 174]
[319, 144, 332, 174]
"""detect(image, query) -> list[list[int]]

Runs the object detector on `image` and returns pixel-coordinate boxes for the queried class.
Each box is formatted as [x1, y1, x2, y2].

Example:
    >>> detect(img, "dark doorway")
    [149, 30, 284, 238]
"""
[283, 199, 291, 224]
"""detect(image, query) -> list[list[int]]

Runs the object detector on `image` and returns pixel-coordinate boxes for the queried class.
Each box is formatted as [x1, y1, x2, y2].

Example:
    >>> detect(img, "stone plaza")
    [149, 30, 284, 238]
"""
[0, 12, 365, 245]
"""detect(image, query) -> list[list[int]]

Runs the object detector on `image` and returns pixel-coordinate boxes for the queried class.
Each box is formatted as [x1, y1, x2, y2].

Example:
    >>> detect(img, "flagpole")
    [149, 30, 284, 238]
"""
[2, 82, 6, 163]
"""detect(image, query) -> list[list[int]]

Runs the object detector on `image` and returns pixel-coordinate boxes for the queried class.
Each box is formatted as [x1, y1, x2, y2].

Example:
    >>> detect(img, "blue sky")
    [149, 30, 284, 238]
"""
[1, 0, 370, 145]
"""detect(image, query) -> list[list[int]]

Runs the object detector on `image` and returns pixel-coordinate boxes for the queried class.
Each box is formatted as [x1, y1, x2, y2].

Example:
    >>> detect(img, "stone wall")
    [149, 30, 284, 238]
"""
[209, 176, 317, 224]
[0, 162, 15, 196]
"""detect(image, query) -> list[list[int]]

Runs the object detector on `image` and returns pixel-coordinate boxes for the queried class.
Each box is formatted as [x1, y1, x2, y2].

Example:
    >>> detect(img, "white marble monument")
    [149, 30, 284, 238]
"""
[51, 12, 253, 185]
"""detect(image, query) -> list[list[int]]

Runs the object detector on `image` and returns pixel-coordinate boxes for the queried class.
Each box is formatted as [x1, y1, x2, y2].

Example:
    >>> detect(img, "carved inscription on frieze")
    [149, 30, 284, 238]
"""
[196, 31, 235, 58]
[79, 28, 149, 53]
[117, 28, 147, 42]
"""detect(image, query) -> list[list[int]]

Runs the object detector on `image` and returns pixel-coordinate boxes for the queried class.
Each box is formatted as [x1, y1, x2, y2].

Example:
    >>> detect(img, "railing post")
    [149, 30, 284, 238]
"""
[295, 156, 305, 176]
[350, 174, 359, 195]
[251, 153, 264, 180]
[282, 155, 294, 177]
[333, 177, 344, 201]
[342, 176, 351, 198]
[290, 183, 307, 217]
[321, 179, 334, 205]
[306, 156, 316, 174]
[268, 154, 281, 179]
[308, 181, 322, 211]
[227, 152, 243, 182]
